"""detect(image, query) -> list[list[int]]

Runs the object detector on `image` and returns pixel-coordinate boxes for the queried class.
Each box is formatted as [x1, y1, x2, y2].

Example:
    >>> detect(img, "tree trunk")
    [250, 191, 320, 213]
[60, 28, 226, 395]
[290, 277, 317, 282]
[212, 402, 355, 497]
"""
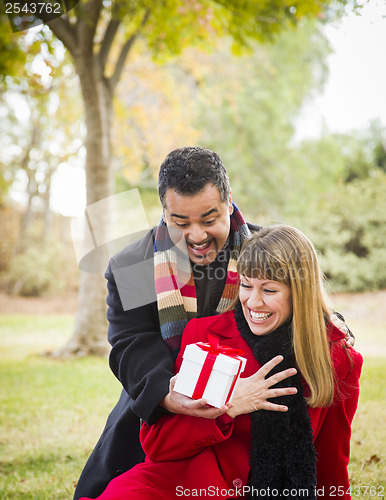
[18, 124, 39, 252]
[53, 52, 114, 357]
[46, 6, 146, 357]
[42, 167, 54, 240]
[18, 179, 36, 251]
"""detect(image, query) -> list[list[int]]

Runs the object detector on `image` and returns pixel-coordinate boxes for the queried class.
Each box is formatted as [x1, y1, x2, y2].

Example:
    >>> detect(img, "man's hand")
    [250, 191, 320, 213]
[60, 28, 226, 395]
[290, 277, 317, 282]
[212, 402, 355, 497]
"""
[160, 374, 232, 419]
[330, 312, 355, 347]
[227, 355, 298, 419]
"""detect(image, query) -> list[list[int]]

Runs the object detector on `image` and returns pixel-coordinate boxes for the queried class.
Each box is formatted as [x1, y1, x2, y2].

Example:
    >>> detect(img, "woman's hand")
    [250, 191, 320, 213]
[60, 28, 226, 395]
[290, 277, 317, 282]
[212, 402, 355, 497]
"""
[227, 355, 298, 418]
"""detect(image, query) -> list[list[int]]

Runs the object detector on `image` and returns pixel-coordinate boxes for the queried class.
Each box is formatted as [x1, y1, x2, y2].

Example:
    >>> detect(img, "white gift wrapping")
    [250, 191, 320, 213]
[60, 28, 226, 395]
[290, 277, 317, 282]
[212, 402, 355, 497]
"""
[174, 342, 247, 408]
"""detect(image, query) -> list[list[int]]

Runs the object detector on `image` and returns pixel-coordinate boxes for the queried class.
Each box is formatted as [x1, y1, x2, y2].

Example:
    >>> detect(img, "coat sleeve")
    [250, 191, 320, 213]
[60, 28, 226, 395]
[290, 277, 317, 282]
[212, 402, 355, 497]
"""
[105, 231, 175, 425]
[140, 413, 234, 462]
[139, 318, 234, 461]
[311, 344, 363, 499]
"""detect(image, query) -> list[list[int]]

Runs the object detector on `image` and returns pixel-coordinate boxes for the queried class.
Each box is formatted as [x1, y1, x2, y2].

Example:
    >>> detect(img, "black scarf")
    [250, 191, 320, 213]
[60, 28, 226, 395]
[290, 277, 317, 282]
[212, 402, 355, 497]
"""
[234, 302, 317, 500]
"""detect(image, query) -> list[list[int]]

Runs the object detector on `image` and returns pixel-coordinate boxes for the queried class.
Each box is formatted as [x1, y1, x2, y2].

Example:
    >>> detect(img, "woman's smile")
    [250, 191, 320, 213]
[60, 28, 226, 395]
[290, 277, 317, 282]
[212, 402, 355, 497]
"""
[239, 276, 293, 336]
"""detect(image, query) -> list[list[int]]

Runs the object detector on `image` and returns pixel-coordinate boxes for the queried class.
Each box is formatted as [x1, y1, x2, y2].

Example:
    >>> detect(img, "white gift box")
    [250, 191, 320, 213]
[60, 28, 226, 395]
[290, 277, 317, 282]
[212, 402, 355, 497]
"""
[174, 342, 247, 408]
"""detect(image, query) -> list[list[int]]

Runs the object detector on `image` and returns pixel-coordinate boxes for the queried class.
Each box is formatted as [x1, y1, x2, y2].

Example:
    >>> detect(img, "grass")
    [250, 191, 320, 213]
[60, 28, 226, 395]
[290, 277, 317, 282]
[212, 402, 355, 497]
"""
[0, 316, 121, 499]
[349, 358, 386, 494]
[0, 314, 385, 499]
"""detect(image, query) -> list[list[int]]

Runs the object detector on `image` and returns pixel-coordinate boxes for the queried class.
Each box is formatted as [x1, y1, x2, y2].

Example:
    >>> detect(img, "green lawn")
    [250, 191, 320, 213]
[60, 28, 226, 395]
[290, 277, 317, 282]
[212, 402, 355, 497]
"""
[0, 315, 120, 499]
[0, 314, 385, 499]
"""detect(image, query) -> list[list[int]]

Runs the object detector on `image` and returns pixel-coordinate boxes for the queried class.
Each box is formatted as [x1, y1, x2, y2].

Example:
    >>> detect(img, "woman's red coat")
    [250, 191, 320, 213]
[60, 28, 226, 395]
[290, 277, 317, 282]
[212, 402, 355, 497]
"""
[81, 311, 363, 500]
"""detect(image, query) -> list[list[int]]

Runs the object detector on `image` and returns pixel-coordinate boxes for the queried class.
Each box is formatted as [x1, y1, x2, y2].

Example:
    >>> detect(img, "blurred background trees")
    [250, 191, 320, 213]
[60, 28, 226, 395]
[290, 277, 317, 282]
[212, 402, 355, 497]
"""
[1, 0, 385, 355]
[294, 123, 386, 292]
[0, 31, 82, 297]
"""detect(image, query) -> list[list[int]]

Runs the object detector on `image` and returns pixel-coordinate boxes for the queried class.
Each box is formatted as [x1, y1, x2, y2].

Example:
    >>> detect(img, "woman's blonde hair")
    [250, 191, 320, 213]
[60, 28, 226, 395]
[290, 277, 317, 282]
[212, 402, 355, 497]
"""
[236, 225, 334, 408]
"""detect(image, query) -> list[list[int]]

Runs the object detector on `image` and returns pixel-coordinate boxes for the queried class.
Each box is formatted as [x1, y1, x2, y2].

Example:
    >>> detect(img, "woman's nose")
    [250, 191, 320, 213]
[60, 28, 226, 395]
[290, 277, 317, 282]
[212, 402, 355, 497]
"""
[248, 288, 264, 308]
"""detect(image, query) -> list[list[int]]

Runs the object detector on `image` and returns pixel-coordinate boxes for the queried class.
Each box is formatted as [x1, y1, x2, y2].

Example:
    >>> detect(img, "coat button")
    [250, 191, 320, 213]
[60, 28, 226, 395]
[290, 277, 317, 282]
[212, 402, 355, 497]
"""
[208, 435, 217, 445]
[233, 478, 243, 488]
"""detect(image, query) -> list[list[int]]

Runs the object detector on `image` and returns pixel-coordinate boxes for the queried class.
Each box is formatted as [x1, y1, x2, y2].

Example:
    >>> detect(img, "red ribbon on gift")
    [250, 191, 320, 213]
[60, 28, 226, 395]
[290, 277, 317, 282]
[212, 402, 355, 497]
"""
[192, 334, 244, 404]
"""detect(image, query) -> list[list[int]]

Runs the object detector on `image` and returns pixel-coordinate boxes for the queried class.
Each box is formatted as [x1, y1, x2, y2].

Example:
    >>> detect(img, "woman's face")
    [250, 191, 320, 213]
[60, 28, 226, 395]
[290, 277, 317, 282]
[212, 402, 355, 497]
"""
[239, 276, 293, 336]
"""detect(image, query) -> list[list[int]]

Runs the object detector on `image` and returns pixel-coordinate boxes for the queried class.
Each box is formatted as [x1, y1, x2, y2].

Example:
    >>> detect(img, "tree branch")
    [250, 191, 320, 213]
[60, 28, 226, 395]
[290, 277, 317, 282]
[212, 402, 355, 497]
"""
[108, 33, 136, 91]
[99, 18, 121, 74]
[20, 124, 39, 172]
[76, 0, 103, 51]
[44, 17, 77, 55]
[109, 9, 150, 91]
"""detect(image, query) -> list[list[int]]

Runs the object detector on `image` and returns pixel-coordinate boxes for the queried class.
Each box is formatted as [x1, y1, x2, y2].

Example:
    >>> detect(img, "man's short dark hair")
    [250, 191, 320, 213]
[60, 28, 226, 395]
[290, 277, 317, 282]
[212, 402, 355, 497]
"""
[158, 147, 231, 207]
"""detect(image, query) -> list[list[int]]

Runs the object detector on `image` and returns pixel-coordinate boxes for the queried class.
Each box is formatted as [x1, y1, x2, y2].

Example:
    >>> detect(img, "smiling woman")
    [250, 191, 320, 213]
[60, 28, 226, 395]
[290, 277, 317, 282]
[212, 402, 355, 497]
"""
[78, 223, 363, 500]
[235, 225, 336, 407]
[239, 276, 293, 336]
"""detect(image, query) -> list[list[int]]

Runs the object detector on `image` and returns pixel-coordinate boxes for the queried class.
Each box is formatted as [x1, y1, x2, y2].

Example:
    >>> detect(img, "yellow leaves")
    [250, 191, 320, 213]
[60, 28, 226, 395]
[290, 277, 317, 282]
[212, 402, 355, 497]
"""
[113, 47, 202, 186]
[142, 0, 227, 62]
[292, 0, 321, 20]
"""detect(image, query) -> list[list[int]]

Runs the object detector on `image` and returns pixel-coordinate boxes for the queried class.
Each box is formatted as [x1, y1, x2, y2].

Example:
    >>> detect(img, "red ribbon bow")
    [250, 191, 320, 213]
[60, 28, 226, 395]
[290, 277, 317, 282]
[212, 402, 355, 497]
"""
[196, 338, 244, 358]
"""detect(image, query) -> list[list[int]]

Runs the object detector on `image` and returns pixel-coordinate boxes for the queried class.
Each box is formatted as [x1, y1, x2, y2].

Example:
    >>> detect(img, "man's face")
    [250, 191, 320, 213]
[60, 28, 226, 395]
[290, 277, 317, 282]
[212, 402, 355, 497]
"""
[163, 184, 233, 266]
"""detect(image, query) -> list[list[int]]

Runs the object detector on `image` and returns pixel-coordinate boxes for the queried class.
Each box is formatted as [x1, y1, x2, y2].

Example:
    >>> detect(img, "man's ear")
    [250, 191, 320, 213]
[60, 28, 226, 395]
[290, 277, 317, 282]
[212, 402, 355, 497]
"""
[228, 190, 233, 215]
[162, 212, 167, 224]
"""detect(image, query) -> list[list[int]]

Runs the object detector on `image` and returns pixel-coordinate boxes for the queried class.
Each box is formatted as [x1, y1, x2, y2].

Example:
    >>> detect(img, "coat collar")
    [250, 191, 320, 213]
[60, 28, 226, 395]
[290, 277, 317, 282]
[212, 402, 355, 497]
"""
[206, 310, 239, 340]
[207, 312, 345, 345]
[327, 322, 346, 343]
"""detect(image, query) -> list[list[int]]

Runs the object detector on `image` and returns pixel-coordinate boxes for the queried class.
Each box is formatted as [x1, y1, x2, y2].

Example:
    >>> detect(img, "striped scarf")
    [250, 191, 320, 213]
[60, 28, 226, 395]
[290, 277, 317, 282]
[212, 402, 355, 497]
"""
[154, 203, 251, 360]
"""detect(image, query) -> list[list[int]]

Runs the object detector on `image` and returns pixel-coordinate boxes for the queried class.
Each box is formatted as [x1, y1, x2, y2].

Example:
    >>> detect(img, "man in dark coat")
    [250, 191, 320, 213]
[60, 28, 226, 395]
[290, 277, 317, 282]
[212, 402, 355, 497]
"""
[73, 147, 351, 499]
[73, 147, 264, 498]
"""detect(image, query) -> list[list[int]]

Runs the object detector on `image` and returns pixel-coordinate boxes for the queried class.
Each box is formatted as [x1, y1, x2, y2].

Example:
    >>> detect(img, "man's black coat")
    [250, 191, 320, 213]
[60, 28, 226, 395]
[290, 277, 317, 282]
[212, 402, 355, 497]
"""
[73, 223, 260, 500]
